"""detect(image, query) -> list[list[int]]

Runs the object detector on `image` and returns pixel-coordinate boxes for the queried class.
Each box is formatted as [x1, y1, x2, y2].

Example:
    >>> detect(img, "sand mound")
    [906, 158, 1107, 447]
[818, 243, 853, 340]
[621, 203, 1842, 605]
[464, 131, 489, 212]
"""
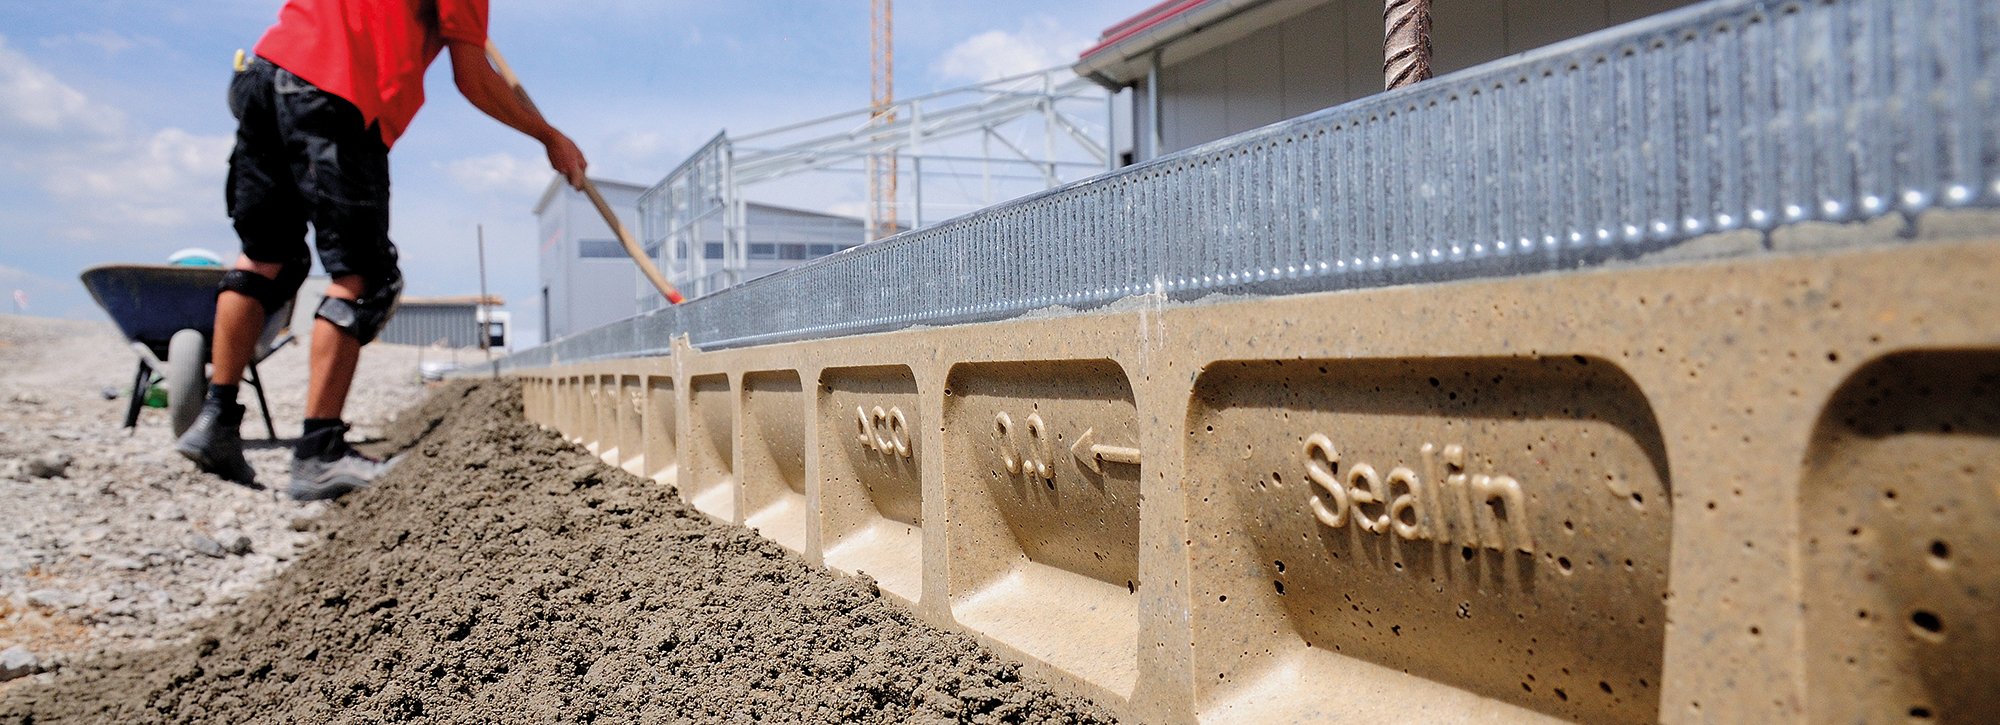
[1, 380, 1114, 724]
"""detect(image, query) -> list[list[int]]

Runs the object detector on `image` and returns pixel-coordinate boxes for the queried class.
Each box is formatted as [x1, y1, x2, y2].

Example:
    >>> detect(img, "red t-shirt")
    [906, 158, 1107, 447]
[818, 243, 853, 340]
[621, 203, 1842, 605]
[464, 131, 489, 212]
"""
[253, 0, 488, 148]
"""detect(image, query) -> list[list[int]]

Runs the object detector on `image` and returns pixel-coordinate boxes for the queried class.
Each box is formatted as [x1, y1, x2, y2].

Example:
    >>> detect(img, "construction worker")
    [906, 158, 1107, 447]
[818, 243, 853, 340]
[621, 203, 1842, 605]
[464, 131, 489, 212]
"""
[175, 0, 587, 500]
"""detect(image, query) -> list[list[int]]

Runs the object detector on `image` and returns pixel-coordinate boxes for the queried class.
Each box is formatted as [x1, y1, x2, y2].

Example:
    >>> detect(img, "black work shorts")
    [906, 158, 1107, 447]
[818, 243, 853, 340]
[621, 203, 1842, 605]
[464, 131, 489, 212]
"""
[225, 57, 399, 284]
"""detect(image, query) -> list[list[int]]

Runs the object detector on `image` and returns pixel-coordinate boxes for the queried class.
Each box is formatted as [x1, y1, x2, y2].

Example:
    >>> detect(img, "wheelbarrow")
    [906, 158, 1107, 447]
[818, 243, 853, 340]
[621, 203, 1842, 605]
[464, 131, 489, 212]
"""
[78, 264, 292, 439]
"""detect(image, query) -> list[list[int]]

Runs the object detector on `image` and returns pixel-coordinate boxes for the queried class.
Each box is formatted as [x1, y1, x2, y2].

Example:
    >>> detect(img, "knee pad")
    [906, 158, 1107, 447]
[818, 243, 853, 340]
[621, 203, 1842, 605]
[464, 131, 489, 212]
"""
[314, 269, 402, 345]
[219, 264, 307, 314]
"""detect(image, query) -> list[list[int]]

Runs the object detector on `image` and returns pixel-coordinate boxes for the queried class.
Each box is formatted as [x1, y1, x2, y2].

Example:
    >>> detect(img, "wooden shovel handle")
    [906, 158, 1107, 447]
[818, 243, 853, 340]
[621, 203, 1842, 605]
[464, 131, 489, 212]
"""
[486, 41, 685, 305]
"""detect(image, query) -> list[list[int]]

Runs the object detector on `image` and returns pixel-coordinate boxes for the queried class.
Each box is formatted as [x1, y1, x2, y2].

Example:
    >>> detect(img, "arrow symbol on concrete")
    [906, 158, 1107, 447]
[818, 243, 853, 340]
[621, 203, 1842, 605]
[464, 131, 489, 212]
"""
[1072, 427, 1142, 473]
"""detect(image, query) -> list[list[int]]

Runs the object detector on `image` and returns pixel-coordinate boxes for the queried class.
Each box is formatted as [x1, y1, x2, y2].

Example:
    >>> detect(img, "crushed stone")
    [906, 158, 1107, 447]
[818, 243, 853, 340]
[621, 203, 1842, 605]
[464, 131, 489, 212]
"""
[0, 314, 432, 667]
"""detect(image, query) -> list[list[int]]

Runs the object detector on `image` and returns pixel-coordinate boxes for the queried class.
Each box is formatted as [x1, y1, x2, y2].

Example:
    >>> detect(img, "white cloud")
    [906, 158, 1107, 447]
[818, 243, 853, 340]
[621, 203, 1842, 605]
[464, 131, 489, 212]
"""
[443, 152, 553, 196]
[0, 33, 229, 241]
[39, 30, 158, 59]
[607, 130, 667, 160]
[933, 16, 1091, 85]
[0, 34, 124, 136]
[595, 127, 732, 182]
[44, 127, 232, 231]
[0, 263, 53, 292]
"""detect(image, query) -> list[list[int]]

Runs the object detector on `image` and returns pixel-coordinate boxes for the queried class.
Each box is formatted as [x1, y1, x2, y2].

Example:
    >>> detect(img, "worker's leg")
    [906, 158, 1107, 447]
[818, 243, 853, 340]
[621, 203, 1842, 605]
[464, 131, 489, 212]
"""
[305, 274, 365, 420]
[214, 57, 312, 392]
[292, 269, 402, 501]
[176, 57, 309, 489]
[277, 62, 401, 501]
[210, 257, 284, 386]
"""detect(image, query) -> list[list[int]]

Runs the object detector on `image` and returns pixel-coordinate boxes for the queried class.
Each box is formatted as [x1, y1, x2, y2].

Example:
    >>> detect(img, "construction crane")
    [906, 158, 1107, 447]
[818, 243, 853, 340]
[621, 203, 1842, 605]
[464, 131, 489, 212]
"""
[868, 0, 897, 241]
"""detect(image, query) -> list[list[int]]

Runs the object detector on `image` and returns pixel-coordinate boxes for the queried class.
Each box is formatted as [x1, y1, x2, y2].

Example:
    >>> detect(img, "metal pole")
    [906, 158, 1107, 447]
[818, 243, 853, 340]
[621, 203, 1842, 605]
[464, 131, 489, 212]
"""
[1106, 89, 1118, 172]
[1145, 50, 1163, 160]
[1042, 73, 1058, 184]
[913, 156, 924, 229]
[981, 130, 993, 205]
[1384, 0, 1433, 90]
[723, 140, 743, 287]
[863, 154, 878, 241]
[731, 174, 747, 287]
[476, 224, 494, 373]
[910, 100, 923, 230]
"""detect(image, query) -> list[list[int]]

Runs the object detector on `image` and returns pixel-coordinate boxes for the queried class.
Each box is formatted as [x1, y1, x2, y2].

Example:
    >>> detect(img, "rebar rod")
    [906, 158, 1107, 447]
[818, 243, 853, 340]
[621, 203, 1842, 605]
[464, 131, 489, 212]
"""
[1384, 0, 1432, 90]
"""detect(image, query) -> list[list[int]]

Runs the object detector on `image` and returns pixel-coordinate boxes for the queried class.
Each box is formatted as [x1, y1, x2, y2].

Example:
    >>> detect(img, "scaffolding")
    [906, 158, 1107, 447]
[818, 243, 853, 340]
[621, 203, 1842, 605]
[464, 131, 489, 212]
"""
[637, 66, 1112, 306]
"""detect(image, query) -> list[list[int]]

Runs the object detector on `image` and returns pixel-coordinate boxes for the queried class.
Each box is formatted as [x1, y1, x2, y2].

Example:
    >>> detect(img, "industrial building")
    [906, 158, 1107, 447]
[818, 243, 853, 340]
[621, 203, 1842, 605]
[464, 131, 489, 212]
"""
[535, 177, 648, 342]
[537, 177, 880, 334]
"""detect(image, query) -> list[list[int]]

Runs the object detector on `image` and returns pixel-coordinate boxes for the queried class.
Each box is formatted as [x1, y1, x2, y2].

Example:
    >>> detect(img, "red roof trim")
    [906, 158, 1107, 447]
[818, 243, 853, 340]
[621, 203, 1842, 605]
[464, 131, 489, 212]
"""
[1099, 0, 1199, 36]
[1078, 0, 1213, 60]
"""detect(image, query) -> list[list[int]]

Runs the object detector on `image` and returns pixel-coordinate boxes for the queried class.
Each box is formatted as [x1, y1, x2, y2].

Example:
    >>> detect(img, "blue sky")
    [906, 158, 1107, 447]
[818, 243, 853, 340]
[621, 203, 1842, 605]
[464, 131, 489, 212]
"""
[0, 1, 1137, 343]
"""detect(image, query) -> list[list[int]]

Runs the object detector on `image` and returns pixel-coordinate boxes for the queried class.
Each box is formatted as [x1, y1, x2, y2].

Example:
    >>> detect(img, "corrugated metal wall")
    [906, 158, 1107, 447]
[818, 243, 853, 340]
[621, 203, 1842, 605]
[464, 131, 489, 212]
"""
[1146, 0, 1699, 159]
[381, 305, 480, 348]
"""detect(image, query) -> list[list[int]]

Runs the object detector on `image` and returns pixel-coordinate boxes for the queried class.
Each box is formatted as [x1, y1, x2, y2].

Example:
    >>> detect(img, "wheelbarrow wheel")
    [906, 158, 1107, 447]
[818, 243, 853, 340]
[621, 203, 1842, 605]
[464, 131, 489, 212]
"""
[166, 328, 208, 437]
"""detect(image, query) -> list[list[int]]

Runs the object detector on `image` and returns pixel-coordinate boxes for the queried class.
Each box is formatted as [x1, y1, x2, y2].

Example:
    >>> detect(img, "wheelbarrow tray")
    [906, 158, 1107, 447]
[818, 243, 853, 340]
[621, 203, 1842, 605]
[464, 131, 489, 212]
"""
[78, 263, 292, 438]
[79, 264, 229, 359]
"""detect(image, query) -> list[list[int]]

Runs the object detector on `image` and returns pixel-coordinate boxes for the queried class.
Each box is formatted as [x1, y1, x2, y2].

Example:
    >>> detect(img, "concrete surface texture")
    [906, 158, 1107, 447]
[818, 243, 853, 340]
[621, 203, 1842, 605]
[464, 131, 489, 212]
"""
[522, 229, 2000, 723]
[0, 381, 1118, 724]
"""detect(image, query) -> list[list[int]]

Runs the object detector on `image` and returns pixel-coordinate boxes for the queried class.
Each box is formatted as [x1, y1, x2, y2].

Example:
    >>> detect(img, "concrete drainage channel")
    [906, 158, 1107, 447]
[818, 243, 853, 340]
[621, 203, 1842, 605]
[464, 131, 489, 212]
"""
[514, 234, 1999, 723]
[485, 1, 2000, 720]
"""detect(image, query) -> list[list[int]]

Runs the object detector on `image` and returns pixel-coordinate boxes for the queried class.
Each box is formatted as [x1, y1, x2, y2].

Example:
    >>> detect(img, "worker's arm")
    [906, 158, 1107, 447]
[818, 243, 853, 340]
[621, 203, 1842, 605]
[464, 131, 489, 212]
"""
[446, 40, 587, 189]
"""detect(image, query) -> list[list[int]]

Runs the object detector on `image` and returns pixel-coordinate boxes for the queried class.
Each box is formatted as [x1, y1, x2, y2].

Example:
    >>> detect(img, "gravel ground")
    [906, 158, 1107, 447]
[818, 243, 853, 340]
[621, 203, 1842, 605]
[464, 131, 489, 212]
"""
[0, 314, 440, 680]
[0, 380, 1115, 723]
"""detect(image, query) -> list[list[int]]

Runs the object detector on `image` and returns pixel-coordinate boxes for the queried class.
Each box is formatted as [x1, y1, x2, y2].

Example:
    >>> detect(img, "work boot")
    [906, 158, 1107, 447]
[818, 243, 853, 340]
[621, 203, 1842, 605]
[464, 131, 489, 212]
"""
[175, 399, 260, 488]
[288, 423, 394, 501]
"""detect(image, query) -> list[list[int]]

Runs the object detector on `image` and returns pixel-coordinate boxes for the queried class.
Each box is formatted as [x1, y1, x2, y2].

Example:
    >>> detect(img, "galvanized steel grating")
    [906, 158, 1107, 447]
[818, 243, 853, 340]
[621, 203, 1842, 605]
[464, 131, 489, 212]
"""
[500, 0, 2000, 370]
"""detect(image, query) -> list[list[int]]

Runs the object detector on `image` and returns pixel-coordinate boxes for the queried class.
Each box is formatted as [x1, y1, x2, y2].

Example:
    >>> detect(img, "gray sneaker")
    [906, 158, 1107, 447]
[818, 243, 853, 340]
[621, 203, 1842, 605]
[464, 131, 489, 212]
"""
[288, 449, 396, 501]
[175, 400, 261, 488]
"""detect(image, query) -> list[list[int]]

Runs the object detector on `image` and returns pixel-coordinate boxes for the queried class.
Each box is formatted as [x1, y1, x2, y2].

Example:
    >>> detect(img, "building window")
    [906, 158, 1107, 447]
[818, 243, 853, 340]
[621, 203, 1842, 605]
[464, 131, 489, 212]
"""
[704, 242, 725, 260]
[808, 243, 839, 257]
[749, 243, 776, 259]
[780, 244, 809, 260]
[578, 239, 625, 259]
